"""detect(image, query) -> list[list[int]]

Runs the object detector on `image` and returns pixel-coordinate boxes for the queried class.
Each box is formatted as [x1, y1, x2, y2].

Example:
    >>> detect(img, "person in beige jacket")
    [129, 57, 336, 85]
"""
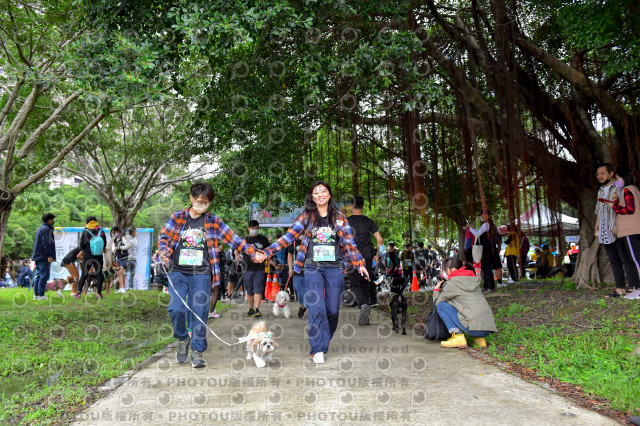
[433, 257, 498, 348]
[602, 168, 640, 299]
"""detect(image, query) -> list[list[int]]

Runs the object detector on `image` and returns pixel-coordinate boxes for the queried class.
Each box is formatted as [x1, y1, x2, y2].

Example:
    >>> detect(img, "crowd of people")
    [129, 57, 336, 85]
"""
[19, 214, 139, 300]
[11, 160, 639, 367]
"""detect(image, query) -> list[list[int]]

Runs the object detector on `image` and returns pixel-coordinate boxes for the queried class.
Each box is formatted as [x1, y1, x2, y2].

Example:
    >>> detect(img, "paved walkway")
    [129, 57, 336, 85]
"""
[72, 301, 616, 425]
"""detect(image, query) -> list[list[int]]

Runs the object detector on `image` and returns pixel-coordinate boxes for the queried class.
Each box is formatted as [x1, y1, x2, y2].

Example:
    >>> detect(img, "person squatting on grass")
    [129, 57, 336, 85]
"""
[156, 182, 265, 368]
[260, 181, 369, 364]
[434, 257, 497, 349]
[601, 168, 640, 299]
[31, 213, 56, 300]
[75, 217, 107, 299]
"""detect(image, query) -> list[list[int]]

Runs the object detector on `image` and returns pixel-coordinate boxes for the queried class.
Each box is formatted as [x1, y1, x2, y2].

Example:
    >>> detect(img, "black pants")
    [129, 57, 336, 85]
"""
[464, 248, 473, 264]
[480, 260, 495, 290]
[77, 257, 104, 295]
[506, 255, 519, 281]
[347, 257, 376, 306]
[607, 236, 640, 290]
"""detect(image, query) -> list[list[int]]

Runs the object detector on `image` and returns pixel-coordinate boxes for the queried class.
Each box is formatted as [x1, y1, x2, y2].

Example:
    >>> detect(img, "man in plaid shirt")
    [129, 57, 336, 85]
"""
[157, 182, 265, 368]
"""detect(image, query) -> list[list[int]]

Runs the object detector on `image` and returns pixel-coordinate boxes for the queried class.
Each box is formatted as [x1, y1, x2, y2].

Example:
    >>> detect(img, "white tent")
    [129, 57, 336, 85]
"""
[500, 202, 579, 236]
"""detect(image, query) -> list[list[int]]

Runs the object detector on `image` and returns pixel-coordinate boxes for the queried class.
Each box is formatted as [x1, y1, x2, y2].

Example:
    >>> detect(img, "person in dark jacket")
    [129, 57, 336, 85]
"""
[433, 257, 497, 349]
[75, 216, 107, 300]
[17, 260, 34, 288]
[31, 213, 56, 300]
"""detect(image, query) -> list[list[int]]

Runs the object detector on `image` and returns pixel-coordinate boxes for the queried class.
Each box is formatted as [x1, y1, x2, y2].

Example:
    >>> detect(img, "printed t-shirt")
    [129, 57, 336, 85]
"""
[170, 214, 211, 275]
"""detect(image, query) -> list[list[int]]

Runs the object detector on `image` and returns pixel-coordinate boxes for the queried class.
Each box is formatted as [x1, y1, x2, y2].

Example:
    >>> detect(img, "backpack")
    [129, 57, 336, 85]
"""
[88, 230, 104, 256]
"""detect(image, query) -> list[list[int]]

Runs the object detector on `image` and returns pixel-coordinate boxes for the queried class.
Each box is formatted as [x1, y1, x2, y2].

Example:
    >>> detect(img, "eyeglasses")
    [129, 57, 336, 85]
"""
[193, 198, 210, 207]
[595, 172, 609, 176]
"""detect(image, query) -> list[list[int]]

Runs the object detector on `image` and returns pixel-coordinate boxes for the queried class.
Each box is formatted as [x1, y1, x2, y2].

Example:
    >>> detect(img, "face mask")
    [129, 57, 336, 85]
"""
[192, 204, 208, 214]
[249, 229, 259, 237]
[615, 178, 625, 189]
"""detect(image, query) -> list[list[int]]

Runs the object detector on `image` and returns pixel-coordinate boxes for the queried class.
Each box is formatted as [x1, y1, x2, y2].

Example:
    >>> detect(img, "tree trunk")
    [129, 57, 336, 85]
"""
[0, 191, 15, 261]
[572, 188, 614, 288]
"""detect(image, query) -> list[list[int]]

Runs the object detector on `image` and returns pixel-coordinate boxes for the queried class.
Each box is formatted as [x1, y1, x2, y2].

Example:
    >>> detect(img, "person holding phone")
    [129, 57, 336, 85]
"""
[601, 168, 640, 299]
[594, 164, 634, 298]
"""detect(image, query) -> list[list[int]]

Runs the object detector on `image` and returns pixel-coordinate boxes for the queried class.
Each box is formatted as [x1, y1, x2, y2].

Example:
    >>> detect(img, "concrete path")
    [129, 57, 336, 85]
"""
[72, 301, 616, 425]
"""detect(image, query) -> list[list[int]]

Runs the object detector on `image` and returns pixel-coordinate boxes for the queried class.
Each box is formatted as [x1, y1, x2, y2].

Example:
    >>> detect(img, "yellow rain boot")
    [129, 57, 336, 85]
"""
[441, 333, 468, 348]
[474, 337, 487, 348]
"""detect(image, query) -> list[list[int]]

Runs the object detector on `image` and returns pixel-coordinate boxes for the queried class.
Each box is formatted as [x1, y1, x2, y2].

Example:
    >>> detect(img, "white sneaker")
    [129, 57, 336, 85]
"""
[40, 295, 48, 300]
[624, 289, 640, 300]
[507, 279, 516, 284]
[33, 295, 40, 300]
[312, 353, 324, 364]
[497, 283, 507, 288]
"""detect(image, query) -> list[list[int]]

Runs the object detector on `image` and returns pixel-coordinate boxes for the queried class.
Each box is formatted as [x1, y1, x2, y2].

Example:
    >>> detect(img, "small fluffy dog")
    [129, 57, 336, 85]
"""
[390, 277, 408, 335]
[246, 322, 278, 368]
[272, 291, 291, 318]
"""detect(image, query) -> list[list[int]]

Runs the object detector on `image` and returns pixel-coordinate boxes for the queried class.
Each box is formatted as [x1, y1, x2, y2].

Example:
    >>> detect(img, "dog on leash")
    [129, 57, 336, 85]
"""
[246, 322, 278, 368]
[389, 276, 408, 335]
[272, 291, 291, 318]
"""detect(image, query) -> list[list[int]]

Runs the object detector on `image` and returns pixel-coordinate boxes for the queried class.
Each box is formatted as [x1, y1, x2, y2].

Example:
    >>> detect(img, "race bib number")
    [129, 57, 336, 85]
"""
[405, 260, 412, 267]
[179, 249, 204, 266]
[313, 245, 336, 262]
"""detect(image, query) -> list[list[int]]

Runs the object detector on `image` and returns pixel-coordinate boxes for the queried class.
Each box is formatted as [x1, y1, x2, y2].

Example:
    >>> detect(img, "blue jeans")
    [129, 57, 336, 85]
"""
[292, 275, 306, 307]
[168, 272, 211, 352]
[34, 260, 50, 297]
[437, 301, 491, 337]
[304, 266, 344, 355]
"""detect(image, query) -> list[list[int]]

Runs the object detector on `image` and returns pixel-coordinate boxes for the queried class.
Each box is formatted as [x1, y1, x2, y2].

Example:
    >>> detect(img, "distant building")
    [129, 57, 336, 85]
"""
[48, 169, 83, 189]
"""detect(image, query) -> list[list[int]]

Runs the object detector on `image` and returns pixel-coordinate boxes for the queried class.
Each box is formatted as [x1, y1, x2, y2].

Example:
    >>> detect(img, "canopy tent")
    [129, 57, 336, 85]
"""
[498, 202, 579, 236]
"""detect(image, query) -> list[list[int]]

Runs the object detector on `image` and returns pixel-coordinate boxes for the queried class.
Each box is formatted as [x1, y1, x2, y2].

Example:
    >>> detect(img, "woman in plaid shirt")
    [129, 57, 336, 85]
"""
[262, 181, 369, 364]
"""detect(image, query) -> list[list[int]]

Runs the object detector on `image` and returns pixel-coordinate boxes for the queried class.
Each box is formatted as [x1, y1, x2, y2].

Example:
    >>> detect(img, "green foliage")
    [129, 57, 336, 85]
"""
[0, 288, 174, 424]
[491, 297, 640, 414]
[4, 183, 188, 260]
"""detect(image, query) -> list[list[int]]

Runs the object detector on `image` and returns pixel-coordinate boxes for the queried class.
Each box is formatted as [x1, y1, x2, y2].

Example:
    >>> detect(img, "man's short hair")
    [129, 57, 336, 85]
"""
[85, 216, 97, 224]
[388, 242, 395, 247]
[406, 243, 412, 248]
[427, 245, 432, 249]
[42, 213, 56, 223]
[112, 226, 121, 232]
[248, 220, 260, 228]
[418, 242, 424, 248]
[597, 163, 613, 173]
[353, 195, 365, 209]
[190, 182, 215, 202]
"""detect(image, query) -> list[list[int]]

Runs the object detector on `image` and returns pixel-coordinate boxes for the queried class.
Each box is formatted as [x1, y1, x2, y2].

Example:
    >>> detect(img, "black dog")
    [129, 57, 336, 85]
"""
[390, 277, 408, 335]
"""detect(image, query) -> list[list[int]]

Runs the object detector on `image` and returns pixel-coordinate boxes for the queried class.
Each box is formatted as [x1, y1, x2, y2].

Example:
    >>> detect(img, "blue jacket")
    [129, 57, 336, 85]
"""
[17, 266, 33, 281]
[32, 223, 56, 262]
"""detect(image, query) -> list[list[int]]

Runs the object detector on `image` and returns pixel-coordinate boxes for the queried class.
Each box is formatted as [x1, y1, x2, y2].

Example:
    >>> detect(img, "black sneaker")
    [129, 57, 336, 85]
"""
[359, 304, 371, 326]
[253, 310, 262, 318]
[176, 336, 190, 363]
[297, 306, 307, 319]
[191, 351, 206, 368]
[246, 308, 255, 317]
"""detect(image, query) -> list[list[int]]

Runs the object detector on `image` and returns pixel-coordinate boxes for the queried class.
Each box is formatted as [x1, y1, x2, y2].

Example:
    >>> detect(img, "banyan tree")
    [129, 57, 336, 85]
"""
[85, 0, 640, 285]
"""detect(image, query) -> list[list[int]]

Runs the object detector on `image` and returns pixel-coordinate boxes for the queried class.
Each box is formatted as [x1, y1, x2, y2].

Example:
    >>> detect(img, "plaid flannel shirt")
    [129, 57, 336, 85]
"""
[262, 210, 365, 272]
[157, 208, 256, 286]
[612, 188, 636, 215]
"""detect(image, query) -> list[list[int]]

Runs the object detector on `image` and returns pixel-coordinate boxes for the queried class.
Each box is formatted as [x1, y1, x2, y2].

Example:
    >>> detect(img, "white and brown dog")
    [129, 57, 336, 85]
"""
[272, 291, 291, 318]
[246, 322, 278, 368]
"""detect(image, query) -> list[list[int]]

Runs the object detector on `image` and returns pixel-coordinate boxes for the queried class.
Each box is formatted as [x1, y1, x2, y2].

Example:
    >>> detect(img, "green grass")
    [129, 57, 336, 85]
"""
[489, 300, 640, 414]
[0, 288, 177, 425]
